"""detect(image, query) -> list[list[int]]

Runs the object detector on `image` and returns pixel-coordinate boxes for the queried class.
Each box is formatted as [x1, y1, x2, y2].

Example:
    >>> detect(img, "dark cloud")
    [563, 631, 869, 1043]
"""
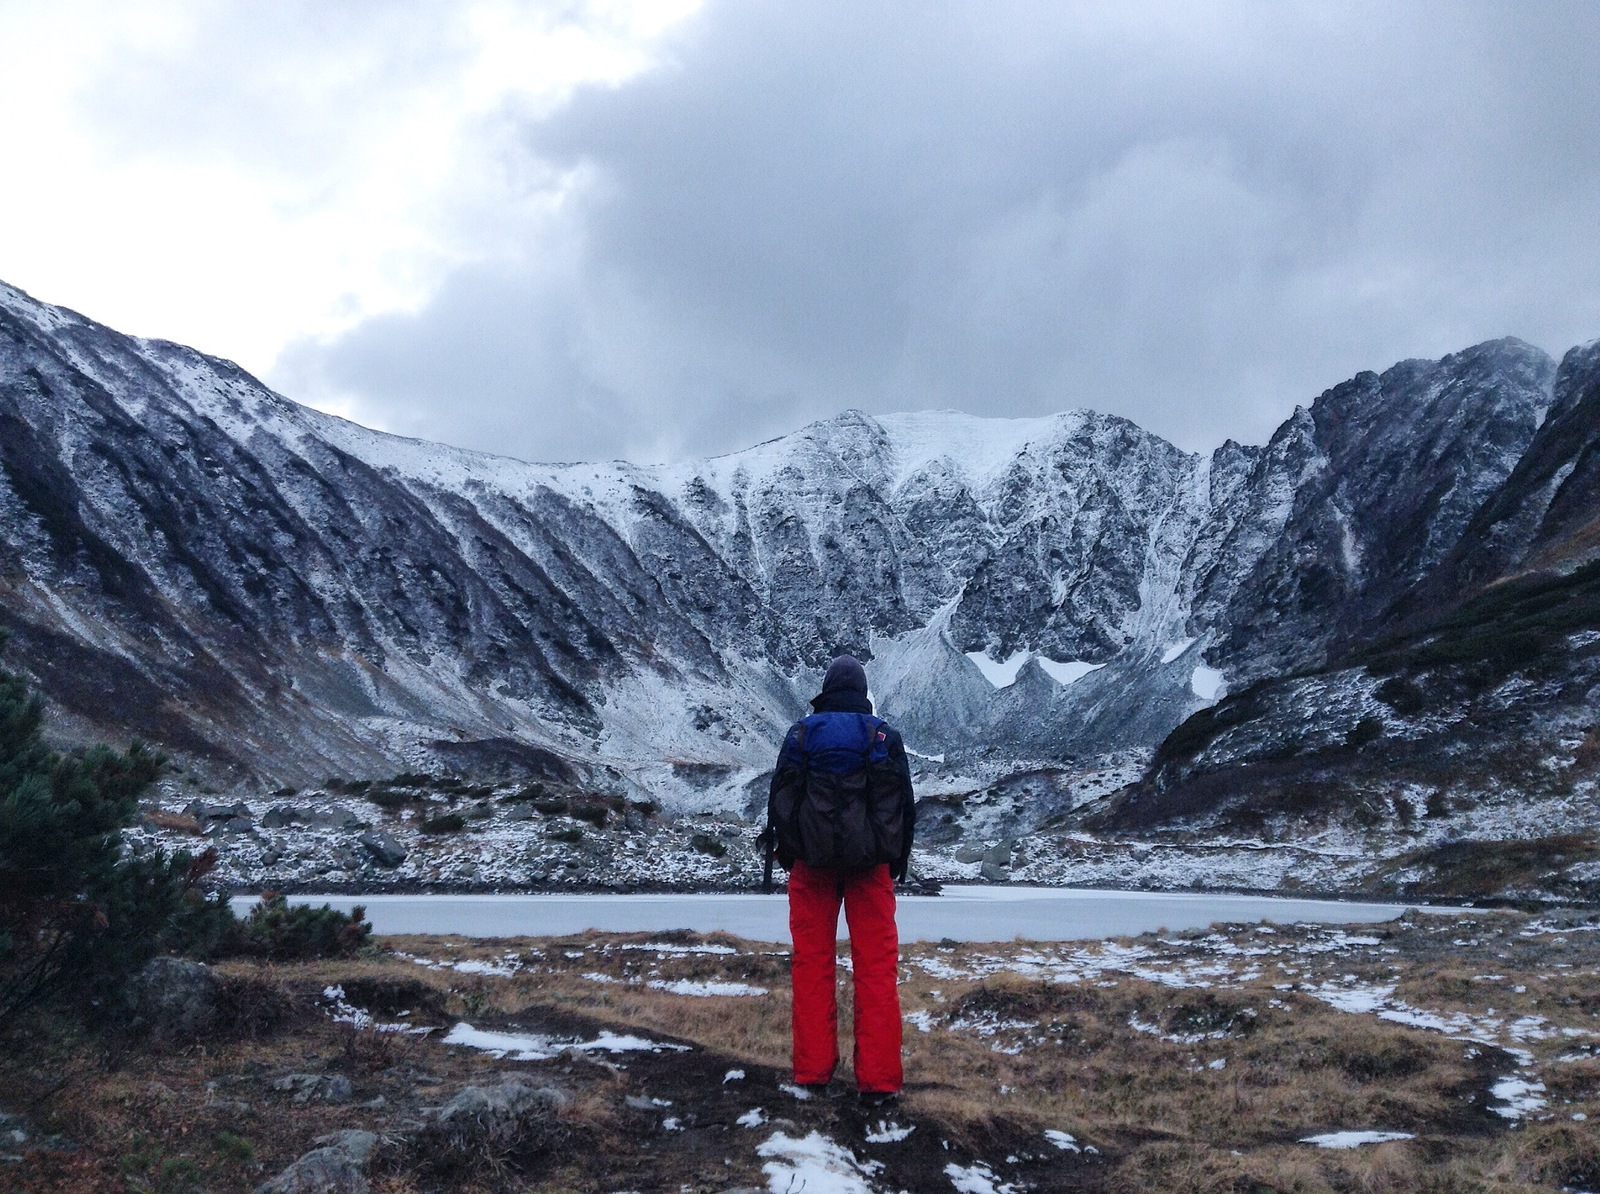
[276, 0, 1600, 464]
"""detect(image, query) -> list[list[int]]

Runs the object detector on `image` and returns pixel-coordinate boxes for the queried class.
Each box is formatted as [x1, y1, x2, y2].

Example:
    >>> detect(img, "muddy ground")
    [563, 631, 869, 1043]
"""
[7, 907, 1600, 1192]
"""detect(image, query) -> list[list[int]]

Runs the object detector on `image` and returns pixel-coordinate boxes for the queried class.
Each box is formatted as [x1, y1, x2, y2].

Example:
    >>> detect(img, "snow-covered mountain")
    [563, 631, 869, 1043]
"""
[0, 280, 1574, 817]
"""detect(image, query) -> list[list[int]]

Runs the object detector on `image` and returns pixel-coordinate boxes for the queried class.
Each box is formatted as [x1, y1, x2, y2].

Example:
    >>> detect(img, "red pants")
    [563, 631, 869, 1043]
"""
[787, 860, 902, 1092]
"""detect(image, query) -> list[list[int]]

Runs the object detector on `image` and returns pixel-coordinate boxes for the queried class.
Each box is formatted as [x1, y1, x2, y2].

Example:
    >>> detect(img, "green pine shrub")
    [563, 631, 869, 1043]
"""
[223, 892, 371, 960]
[0, 646, 229, 1032]
[0, 643, 368, 1035]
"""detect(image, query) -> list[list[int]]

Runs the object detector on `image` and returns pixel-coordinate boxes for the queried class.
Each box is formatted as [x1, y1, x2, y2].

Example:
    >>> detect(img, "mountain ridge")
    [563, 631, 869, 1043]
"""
[0, 279, 1583, 827]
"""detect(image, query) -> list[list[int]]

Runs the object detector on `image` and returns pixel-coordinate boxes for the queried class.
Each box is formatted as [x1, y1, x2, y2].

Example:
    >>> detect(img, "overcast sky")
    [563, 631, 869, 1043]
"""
[3, 1, 1598, 465]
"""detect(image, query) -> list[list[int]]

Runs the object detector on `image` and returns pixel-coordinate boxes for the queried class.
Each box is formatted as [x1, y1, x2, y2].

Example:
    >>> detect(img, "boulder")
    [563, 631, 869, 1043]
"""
[255, 1130, 377, 1194]
[127, 957, 220, 1042]
[263, 805, 304, 829]
[358, 830, 407, 868]
[185, 799, 252, 824]
[982, 838, 1016, 869]
[308, 807, 363, 830]
[412, 1077, 568, 1166]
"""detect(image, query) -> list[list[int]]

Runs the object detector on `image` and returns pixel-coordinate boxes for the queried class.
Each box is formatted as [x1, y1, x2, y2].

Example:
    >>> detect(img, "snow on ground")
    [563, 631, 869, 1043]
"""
[319, 984, 431, 1034]
[757, 1130, 883, 1194]
[1490, 1076, 1549, 1119]
[864, 1120, 915, 1143]
[945, 1159, 1021, 1194]
[1299, 1131, 1415, 1149]
[646, 978, 768, 997]
[442, 1022, 688, 1060]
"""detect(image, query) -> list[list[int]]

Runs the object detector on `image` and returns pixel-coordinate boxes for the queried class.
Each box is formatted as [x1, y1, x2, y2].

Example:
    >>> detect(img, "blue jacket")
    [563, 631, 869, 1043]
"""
[771, 686, 917, 881]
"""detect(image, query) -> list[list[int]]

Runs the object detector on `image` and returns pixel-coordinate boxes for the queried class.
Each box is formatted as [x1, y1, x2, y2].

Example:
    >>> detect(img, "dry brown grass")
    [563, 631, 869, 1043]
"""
[9, 912, 1600, 1191]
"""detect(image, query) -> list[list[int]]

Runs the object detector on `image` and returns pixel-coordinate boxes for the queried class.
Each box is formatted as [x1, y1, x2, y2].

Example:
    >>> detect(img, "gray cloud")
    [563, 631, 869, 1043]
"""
[275, 0, 1600, 464]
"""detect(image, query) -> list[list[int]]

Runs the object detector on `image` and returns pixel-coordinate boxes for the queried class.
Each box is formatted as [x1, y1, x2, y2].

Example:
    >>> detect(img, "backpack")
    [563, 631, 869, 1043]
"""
[761, 712, 907, 890]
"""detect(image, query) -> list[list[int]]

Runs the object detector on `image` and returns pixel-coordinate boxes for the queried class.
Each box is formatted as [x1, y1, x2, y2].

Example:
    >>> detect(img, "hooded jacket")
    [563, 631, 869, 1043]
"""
[766, 655, 917, 882]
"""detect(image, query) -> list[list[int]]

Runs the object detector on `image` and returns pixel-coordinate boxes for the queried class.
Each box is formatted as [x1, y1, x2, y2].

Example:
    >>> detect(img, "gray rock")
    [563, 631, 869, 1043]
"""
[413, 1077, 568, 1163]
[127, 957, 220, 1042]
[979, 861, 1009, 883]
[271, 1074, 354, 1104]
[504, 802, 536, 821]
[953, 843, 987, 864]
[358, 830, 407, 868]
[255, 1130, 377, 1194]
[262, 805, 304, 829]
[186, 799, 252, 824]
[982, 838, 1015, 869]
[308, 807, 363, 830]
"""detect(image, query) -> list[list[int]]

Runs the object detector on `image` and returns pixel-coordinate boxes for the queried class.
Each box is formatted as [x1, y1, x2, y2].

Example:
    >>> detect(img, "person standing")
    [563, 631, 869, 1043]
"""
[762, 654, 916, 1105]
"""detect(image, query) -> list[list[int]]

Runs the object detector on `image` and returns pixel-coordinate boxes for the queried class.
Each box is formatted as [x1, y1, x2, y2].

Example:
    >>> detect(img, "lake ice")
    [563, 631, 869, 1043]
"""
[235, 885, 1440, 942]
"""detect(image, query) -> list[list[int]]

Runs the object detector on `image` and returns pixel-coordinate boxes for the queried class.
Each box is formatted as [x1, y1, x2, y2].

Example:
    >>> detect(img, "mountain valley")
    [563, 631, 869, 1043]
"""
[2, 281, 1597, 898]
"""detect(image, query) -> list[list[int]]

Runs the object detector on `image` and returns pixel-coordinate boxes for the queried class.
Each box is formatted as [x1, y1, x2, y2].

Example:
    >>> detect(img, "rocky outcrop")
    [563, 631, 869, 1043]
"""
[1188, 338, 1555, 681]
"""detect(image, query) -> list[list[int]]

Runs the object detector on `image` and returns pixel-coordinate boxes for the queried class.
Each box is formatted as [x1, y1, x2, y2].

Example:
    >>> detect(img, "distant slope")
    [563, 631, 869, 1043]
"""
[1097, 340, 1600, 897]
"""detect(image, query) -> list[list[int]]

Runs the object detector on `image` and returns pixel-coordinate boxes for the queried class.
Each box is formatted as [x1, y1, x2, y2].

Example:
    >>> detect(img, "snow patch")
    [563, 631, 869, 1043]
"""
[1191, 666, 1226, 701]
[945, 1159, 1020, 1194]
[1037, 658, 1105, 686]
[442, 1022, 687, 1060]
[757, 1130, 883, 1194]
[1160, 638, 1196, 664]
[865, 1119, 915, 1143]
[1300, 1131, 1414, 1149]
[1490, 1076, 1547, 1119]
[1043, 1129, 1080, 1152]
[965, 650, 1031, 689]
[647, 978, 768, 997]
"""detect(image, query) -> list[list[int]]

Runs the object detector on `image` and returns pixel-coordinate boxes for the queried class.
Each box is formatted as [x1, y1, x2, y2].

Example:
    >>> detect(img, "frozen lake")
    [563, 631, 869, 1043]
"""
[234, 886, 1443, 943]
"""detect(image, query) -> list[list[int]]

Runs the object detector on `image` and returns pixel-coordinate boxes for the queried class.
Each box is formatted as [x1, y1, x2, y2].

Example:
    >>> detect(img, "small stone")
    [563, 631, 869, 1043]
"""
[271, 1075, 354, 1104]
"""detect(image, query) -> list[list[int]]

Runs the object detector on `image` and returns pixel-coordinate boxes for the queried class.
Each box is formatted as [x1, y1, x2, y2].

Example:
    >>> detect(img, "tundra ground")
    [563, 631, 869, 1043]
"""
[6, 908, 1600, 1192]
